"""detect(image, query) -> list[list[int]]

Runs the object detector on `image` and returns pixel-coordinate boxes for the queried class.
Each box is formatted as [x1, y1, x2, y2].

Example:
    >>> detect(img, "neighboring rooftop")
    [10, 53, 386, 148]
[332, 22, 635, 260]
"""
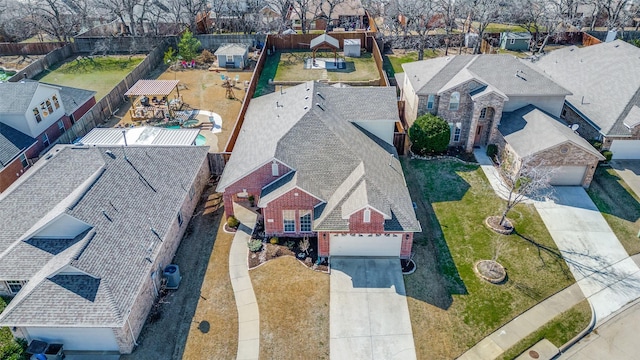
[80, 127, 200, 146]
[502, 32, 532, 39]
[214, 43, 249, 56]
[400, 54, 570, 97]
[0, 123, 36, 168]
[535, 39, 640, 136]
[218, 81, 420, 233]
[0, 80, 95, 116]
[0, 145, 208, 327]
[499, 105, 604, 159]
[310, 34, 340, 49]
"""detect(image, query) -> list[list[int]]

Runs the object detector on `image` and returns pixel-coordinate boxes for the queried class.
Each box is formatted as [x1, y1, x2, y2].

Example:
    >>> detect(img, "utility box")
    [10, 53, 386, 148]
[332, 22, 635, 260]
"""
[164, 264, 182, 290]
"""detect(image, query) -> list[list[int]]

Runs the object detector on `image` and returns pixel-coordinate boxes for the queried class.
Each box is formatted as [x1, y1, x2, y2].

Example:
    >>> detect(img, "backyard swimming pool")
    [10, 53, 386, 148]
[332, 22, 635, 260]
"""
[0, 69, 16, 81]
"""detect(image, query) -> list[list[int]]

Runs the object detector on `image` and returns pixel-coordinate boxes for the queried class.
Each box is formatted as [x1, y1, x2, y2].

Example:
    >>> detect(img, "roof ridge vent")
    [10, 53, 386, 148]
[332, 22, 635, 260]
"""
[316, 103, 325, 111]
[317, 92, 325, 100]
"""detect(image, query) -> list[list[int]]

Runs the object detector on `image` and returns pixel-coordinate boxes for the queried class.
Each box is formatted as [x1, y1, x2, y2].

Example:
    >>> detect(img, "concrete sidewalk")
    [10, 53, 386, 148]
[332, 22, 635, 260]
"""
[458, 283, 585, 360]
[229, 203, 260, 360]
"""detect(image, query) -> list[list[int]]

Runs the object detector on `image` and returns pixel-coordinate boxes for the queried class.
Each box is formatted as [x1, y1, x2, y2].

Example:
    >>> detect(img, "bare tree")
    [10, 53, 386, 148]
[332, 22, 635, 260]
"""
[181, 0, 209, 33]
[436, 0, 459, 55]
[600, 0, 631, 31]
[390, 0, 437, 60]
[459, 0, 503, 54]
[319, 0, 347, 31]
[497, 156, 554, 226]
[291, 0, 317, 33]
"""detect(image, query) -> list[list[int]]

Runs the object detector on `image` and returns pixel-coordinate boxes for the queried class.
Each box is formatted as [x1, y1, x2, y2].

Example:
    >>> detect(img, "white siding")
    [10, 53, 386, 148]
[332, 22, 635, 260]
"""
[24, 85, 66, 138]
[352, 120, 396, 145]
[504, 95, 565, 117]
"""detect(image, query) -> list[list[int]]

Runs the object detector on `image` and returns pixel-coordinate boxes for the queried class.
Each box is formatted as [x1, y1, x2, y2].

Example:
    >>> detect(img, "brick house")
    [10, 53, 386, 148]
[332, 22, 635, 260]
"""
[396, 54, 571, 153]
[0, 145, 210, 354]
[535, 40, 640, 159]
[496, 106, 604, 187]
[216, 81, 421, 258]
[0, 80, 96, 192]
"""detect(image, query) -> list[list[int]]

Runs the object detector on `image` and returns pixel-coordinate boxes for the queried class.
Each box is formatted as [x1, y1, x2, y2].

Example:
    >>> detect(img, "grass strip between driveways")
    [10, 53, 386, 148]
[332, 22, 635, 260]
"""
[402, 158, 575, 359]
[182, 220, 238, 358]
[497, 299, 592, 360]
[0, 297, 26, 359]
[250, 256, 329, 360]
[587, 166, 640, 256]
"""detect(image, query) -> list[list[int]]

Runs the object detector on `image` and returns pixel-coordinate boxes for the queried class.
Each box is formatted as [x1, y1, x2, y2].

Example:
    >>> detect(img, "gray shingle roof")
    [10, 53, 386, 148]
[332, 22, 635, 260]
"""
[0, 123, 36, 168]
[219, 82, 420, 233]
[0, 145, 209, 327]
[401, 54, 570, 97]
[502, 32, 532, 40]
[499, 105, 604, 159]
[214, 43, 249, 56]
[54, 83, 96, 115]
[534, 40, 640, 136]
[0, 81, 40, 114]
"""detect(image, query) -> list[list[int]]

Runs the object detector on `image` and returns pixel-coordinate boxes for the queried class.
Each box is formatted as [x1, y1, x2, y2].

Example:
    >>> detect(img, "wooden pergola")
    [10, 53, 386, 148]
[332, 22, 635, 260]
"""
[124, 80, 182, 121]
[310, 34, 340, 63]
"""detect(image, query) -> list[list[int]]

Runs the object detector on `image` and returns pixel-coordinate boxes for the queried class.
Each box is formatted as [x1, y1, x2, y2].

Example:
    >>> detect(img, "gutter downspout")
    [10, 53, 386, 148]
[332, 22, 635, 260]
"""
[126, 316, 139, 347]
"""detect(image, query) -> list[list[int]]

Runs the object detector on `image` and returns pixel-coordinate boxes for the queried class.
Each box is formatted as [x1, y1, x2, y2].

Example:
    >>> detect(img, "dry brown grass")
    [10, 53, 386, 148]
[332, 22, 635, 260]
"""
[182, 219, 238, 359]
[250, 256, 330, 360]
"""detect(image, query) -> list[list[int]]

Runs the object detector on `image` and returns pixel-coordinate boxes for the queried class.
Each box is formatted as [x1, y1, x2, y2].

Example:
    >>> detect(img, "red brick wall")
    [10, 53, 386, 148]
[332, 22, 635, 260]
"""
[400, 232, 413, 258]
[263, 188, 321, 236]
[223, 161, 291, 217]
[0, 157, 26, 192]
[349, 208, 385, 233]
[72, 97, 96, 122]
[318, 231, 330, 257]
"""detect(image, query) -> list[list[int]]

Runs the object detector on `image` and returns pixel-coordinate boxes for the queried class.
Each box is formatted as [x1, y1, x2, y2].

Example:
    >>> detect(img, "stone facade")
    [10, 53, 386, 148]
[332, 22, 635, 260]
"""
[561, 105, 601, 140]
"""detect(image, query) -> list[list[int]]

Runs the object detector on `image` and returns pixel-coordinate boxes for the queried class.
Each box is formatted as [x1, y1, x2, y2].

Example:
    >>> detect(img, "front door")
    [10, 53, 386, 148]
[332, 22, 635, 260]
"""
[474, 125, 483, 145]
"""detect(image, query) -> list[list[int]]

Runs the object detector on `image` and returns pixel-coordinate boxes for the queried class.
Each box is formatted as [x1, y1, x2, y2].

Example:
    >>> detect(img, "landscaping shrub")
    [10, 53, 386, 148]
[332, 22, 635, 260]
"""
[248, 239, 263, 252]
[588, 139, 602, 150]
[227, 215, 239, 228]
[486, 144, 498, 160]
[178, 29, 201, 61]
[601, 150, 613, 162]
[285, 240, 296, 250]
[408, 113, 450, 155]
[269, 237, 279, 245]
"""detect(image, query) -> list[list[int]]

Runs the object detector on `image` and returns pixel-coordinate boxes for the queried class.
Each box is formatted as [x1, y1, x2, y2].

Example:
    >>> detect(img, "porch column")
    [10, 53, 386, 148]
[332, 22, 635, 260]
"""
[466, 102, 481, 153]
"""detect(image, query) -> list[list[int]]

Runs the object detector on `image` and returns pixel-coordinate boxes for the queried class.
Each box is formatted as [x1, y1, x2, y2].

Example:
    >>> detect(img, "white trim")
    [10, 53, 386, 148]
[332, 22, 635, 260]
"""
[49, 264, 99, 279]
[259, 184, 325, 207]
[341, 204, 391, 220]
[218, 157, 295, 191]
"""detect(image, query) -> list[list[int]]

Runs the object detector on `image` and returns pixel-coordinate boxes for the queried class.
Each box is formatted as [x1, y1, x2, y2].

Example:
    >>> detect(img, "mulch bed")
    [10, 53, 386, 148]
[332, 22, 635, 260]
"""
[485, 215, 514, 235]
[474, 260, 507, 284]
[247, 235, 329, 272]
[401, 259, 416, 275]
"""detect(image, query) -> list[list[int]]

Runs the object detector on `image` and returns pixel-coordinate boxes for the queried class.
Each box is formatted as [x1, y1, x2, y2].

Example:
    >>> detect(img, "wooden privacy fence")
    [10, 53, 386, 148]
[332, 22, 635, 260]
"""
[370, 36, 388, 86]
[224, 35, 268, 153]
[8, 44, 75, 81]
[208, 153, 231, 176]
[0, 42, 68, 56]
[56, 42, 168, 144]
[582, 32, 602, 46]
[267, 32, 369, 50]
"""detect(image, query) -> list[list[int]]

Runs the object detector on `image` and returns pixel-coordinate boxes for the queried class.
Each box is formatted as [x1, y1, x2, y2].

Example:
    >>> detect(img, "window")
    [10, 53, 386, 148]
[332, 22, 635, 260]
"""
[19, 153, 28, 168]
[227, 55, 234, 63]
[283, 210, 295, 232]
[57, 120, 65, 134]
[33, 108, 42, 123]
[40, 102, 48, 117]
[426, 94, 435, 110]
[480, 108, 487, 119]
[449, 92, 460, 111]
[42, 133, 50, 147]
[300, 211, 312, 232]
[454, 123, 462, 142]
[46, 100, 53, 113]
[272, 161, 279, 176]
[6, 280, 26, 294]
[510, 38, 515, 44]
[363, 208, 371, 223]
[177, 211, 183, 226]
[52, 95, 60, 109]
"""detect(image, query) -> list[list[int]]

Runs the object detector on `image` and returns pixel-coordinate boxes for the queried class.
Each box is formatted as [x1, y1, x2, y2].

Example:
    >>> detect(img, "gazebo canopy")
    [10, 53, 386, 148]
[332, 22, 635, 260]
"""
[125, 80, 179, 96]
[310, 34, 339, 50]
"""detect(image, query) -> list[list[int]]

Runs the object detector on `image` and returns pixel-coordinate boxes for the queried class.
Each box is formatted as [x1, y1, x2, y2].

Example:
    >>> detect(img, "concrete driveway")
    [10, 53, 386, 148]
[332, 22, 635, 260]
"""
[330, 257, 416, 360]
[611, 160, 640, 198]
[534, 187, 640, 324]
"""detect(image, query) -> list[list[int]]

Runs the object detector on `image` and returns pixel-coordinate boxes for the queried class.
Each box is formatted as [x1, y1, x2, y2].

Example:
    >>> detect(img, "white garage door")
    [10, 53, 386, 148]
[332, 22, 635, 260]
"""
[25, 327, 119, 351]
[610, 140, 640, 159]
[330, 234, 402, 257]
[543, 166, 587, 186]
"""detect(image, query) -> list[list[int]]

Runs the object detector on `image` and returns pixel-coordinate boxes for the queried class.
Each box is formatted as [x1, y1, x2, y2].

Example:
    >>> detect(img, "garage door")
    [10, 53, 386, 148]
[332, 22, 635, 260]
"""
[25, 327, 119, 351]
[330, 234, 402, 257]
[542, 166, 587, 186]
[610, 140, 640, 159]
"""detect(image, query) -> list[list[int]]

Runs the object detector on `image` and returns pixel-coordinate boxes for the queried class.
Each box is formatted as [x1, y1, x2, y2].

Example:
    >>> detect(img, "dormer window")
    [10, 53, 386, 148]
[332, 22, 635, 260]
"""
[449, 92, 460, 111]
[33, 108, 42, 123]
[363, 208, 371, 223]
[46, 100, 53, 113]
[52, 95, 60, 109]
[272, 161, 279, 176]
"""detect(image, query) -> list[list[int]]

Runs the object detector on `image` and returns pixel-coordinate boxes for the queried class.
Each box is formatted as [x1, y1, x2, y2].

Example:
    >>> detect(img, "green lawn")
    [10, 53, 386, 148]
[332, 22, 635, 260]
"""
[35, 55, 145, 100]
[498, 300, 591, 360]
[0, 297, 26, 359]
[481, 22, 530, 33]
[261, 50, 379, 83]
[382, 50, 440, 79]
[587, 167, 640, 255]
[402, 158, 575, 359]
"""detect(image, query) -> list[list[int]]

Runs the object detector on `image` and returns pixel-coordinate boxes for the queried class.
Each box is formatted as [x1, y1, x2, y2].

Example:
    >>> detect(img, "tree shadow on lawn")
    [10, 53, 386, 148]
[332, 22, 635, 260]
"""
[403, 159, 472, 310]
[588, 167, 640, 223]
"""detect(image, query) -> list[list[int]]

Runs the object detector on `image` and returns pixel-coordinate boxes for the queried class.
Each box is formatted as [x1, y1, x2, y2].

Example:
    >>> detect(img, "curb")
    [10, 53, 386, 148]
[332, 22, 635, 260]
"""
[557, 300, 596, 355]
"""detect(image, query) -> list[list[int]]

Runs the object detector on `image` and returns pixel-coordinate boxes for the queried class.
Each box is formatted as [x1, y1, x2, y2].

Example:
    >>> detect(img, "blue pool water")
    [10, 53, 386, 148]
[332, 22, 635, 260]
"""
[195, 134, 206, 146]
